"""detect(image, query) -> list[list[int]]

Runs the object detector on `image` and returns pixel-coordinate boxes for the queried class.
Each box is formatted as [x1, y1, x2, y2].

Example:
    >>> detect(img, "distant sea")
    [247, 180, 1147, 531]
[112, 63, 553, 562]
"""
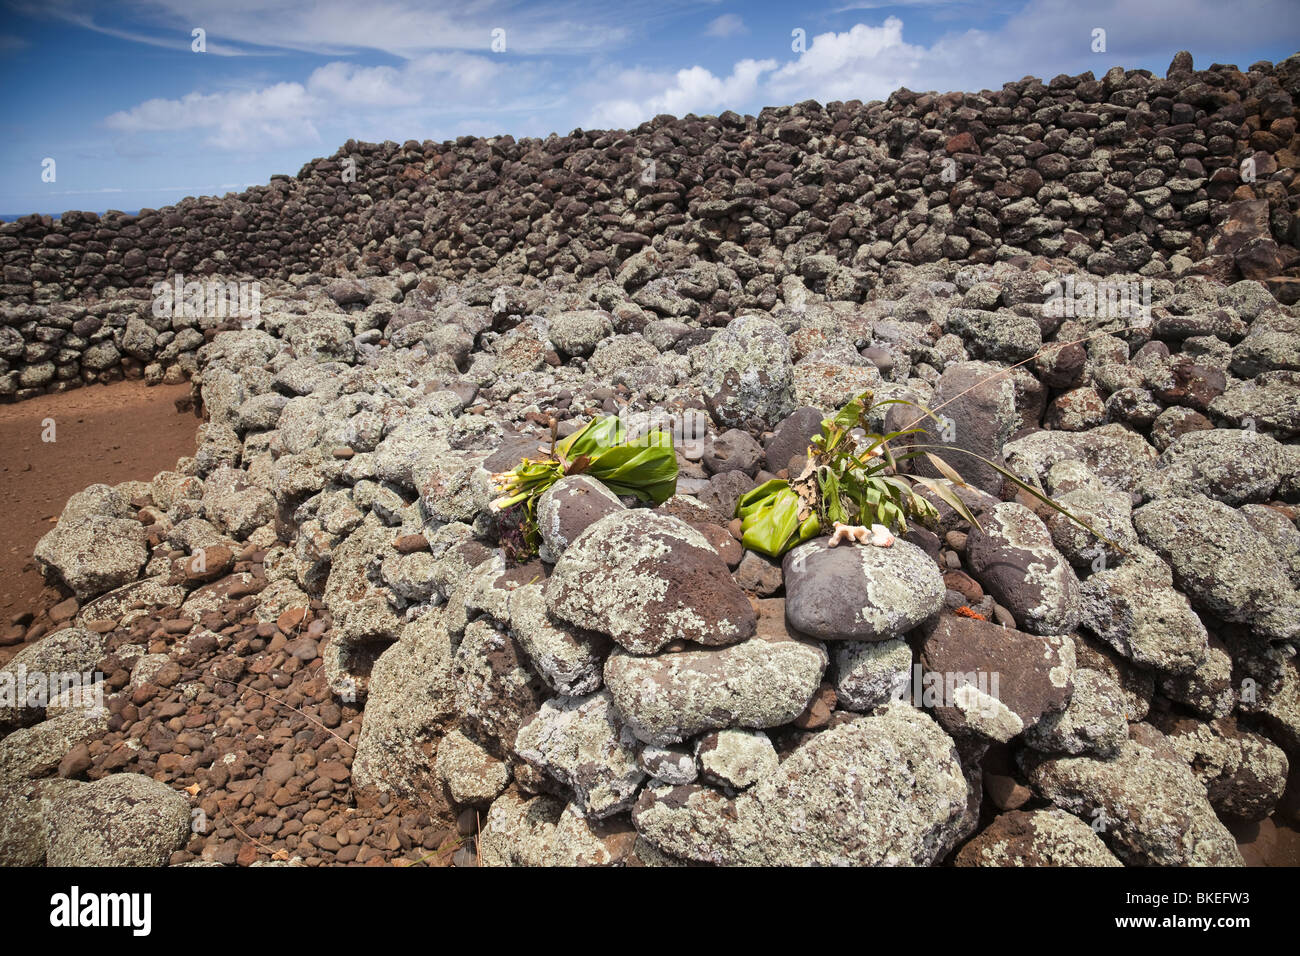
[1, 211, 141, 222]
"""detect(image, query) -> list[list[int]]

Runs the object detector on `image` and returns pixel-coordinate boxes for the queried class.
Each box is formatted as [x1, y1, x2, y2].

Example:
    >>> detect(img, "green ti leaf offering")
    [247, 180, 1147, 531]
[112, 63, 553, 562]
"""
[736, 389, 1119, 559]
[489, 414, 679, 557]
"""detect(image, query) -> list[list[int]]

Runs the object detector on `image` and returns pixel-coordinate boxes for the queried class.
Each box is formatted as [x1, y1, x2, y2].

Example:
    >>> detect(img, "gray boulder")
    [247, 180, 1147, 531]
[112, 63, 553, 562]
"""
[351, 613, 457, 806]
[604, 599, 826, 745]
[44, 774, 190, 867]
[1140, 429, 1296, 504]
[1134, 496, 1300, 641]
[34, 515, 147, 601]
[1021, 729, 1244, 866]
[547, 510, 754, 654]
[631, 704, 970, 865]
[694, 315, 796, 429]
[513, 690, 645, 819]
[966, 502, 1080, 635]
[833, 638, 913, 712]
[1078, 547, 1210, 673]
[783, 538, 944, 642]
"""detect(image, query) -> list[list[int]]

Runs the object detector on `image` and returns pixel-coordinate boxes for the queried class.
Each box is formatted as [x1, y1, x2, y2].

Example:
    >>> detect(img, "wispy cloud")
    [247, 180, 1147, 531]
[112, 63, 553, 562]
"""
[704, 14, 748, 38]
[25, 0, 638, 57]
[100, 47, 549, 150]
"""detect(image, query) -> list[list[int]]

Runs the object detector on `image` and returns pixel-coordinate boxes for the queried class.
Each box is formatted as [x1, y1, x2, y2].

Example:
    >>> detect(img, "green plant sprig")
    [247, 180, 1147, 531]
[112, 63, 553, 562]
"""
[489, 414, 679, 557]
[737, 389, 1120, 559]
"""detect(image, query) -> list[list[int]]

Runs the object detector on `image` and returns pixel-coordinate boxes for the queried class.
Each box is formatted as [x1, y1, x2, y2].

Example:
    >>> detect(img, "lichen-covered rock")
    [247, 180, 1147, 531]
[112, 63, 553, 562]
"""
[435, 729, 511, 806]
[351, 612, 456, 807]
[1156, 715, 1288, 822]
[1003, 424, 1159, 496]
[507, 581, 609, 696]
[632, 704, 969, 865]
[1233, 636, 1300, 752]
[603, 598, 827, 745]
[791, 351, 883, 410]
[548, 309, 614, 358]
[833, 638, 913, 712]
[954, 809, 1122, 867]
[201, 466, 276, 539]
[693, 315, 796, 429]
[513, 690, 645, 819]
[965, 502, 1080, 635]
[1140, 429, 1295, 504]
[546, 510, 755, 654]
[44, 774, 190, 867]
[453, 619, 548, 753]
[322, 523, 404, 655]
[1021, 729, 1244, 866]
[418, 451, 494, 524]
[1045, 386, 1108, 431]
[477, 788, 564, 867]
[34, 513, 148, 601]
[0, 778, 82, 866]
[783, 538, 944, 642]
[1240, 503, 1300, 588]
[1042, 466, 1139, 569]
[535, 475, 624, 563]
[1157, 636, 1236, 719]
[1072, 633, 1154, 723]
[1078, 547, 1211, 673]
[1134, 495, 1300, 641]
[919, 615, 1074, 743]
[946, 308, 1043, 364]
[0, 708, 108, 783]
[0, 627, 108, 725]
[637, 743, 697, 785]
[1209, 370, 1300, 438]
[548, 803, 638, 866]
[694, 729, 778, 790]
[1023, 668, 1129, 756]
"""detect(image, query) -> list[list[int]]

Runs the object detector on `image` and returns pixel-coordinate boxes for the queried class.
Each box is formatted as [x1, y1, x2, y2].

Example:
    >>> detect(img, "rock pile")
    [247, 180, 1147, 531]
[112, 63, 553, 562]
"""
[4, 50, 1300, 401]
[2, 50, 1299, 867]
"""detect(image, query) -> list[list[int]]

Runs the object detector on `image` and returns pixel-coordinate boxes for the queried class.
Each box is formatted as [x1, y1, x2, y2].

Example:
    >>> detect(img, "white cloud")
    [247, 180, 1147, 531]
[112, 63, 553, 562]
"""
[585, 58, 776, 128]
[704, 14, 748, 39]
[306, 62, 422, 107]
[104, 83, 322, 149]
[766, 18, 926, 103]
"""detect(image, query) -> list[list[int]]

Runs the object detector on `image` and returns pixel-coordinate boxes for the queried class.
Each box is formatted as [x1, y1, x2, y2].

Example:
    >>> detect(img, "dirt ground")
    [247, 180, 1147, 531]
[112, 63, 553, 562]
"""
[0, 380, 197, 631]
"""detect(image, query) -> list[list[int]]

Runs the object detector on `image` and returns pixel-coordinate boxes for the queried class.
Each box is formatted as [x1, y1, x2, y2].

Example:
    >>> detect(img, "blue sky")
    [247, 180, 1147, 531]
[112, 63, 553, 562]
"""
[2, 0, 1297, 215]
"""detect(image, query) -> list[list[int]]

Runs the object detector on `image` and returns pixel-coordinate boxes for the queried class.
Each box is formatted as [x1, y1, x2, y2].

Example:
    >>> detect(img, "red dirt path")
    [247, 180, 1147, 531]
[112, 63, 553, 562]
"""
[0, 380, 197, 635]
